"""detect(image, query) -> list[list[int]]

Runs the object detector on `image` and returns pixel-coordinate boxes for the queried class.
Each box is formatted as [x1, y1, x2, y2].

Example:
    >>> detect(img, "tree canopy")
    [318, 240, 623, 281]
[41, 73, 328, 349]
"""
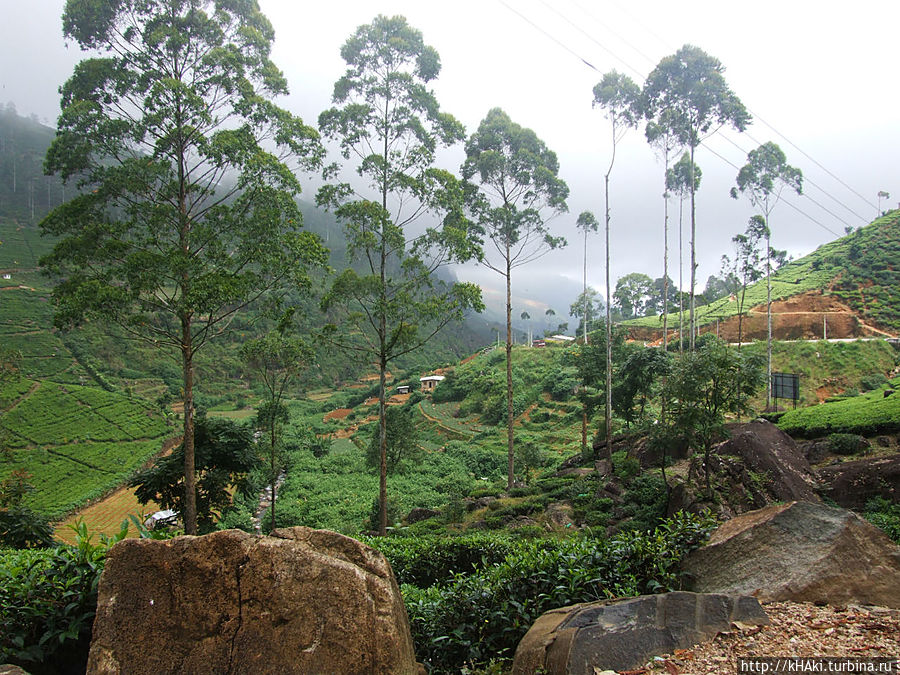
[463, 107, 568, 489]
[317, 15, 482, 534]
[41, 0, 327, 533]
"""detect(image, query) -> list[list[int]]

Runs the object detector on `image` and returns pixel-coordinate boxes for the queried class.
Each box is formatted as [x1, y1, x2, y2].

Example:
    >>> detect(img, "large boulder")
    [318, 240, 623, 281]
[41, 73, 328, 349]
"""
[511, 592, 768, 675]
[668, 421, 821, 518]
[87, 527, 419, 675]
[816, 454, 900, 510]
[718, 421, 820, 502]
[682, 501, 900, 608]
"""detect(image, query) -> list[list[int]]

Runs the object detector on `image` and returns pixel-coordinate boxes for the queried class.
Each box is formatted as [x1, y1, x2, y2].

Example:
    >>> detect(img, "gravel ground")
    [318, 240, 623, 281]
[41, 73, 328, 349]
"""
[633, 602, 900, 675]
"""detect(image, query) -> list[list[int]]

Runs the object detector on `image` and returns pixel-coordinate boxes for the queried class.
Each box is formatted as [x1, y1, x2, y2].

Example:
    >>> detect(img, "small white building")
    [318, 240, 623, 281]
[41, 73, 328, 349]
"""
[419, 375, 445, 392]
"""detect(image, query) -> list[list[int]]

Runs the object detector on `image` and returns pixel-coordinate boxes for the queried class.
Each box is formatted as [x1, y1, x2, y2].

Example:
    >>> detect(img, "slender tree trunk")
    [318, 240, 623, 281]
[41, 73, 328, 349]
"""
[505, 245, 515, 490]
[269, 421, 277, 533]
[663, 189, 669, 351]
[583, 226, 589, 345]
[378, 104, 390, 536]
[678, 197, 684, 354]
[766, 228, 773, 410]
[581, 409, 588, 457]
[378, 351, 387, 534]
[181, 319, 197, 535]
[689, 145, 697, 351]
[604, 171, 612, 458]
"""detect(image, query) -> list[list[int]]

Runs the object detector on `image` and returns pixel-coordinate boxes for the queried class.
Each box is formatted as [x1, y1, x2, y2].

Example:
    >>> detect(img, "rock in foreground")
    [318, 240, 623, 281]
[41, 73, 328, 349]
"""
[511, 592, 768, 675]
[87, 527, 419, 675]
[682, 501, 900, 608]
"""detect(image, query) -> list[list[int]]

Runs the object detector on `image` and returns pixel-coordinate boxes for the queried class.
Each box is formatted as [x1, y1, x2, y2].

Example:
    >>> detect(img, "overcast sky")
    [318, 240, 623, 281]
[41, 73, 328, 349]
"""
[2, 1, 897, 320]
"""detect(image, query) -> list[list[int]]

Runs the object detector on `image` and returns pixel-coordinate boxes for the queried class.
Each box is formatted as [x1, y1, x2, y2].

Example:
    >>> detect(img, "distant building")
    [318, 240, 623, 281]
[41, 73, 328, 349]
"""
[2, 274, 10, 280]
[397, 385, 411, 394]
[545, 334, 576, 344]
[419, 375, 445, 392]
[532, 339, 546, 348]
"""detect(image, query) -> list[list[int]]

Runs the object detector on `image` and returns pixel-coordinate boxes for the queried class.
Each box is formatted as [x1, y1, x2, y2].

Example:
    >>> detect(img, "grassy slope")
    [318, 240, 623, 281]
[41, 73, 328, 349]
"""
[776, 376, 900, 438]
[625, 210, 900, 334]
[0, 378, 171, 519]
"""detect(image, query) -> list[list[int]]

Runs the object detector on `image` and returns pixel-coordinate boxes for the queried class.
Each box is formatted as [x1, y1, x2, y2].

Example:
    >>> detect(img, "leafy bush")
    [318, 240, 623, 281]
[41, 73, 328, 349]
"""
[864, 497, 900, 543]
[0, 520, 127, 674]
[827, 433, 867, 456]
[777, 382, 900, 438]
[367, 533, 521, 588]
[405, 510, 717, 673]
[0, 506, 54, 549]
[859, 373, 888, 392]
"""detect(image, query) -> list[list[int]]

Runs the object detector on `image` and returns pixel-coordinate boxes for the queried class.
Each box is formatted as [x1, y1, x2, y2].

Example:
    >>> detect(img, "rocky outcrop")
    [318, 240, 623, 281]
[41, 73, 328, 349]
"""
[405, 507, 441, 524]
[667, 421, 821, 518]
[682, 501, 900, 608]
[816, 454, 900, 510]
[511, 592, 768, 675]
[718, 421, 820, 502]
[87, 527, 419, 675]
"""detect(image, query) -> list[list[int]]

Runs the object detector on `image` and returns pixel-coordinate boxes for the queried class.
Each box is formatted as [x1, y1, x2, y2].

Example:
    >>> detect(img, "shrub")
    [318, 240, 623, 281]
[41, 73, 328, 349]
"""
[367, 533, 521, 588]
[0, 506, 54, 549]
[405, 510, 717, 673]
[864, 497, 900, 544]
[827, 433, 867, 456]
[859, 373, 888, 392]
[0, 520, 128, 674]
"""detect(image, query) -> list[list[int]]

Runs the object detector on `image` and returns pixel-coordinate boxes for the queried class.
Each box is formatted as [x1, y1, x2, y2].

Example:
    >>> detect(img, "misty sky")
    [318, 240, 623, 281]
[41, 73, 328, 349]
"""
[2, 1, 897, 322]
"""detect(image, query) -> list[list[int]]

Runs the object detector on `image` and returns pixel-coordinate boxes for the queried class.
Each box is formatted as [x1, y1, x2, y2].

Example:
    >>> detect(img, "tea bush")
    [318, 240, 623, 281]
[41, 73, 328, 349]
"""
[405, 510, 717, 672]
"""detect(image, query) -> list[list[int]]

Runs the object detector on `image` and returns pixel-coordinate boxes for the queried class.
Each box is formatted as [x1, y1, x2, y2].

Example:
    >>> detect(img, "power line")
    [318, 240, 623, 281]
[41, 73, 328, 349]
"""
[496, 0, 601, 73]
[701, 140, 843, 237]
[719, 129, 871, 224]
[496, 0, 871, 238]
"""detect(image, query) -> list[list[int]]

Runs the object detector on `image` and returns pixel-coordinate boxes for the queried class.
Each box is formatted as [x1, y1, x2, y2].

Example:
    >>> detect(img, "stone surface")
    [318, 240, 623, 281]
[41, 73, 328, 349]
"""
[511, 592, 768, 675]
[682, 501, 900, 608]
[405, 507, 440, 524]
[716, 421, 820, 503]
[87, 527, 419, 675]
[816, 454, 900, 510]
[544, 501, 575, 529]
[0, 666, 30, 675]
[668, 421, 821, 518]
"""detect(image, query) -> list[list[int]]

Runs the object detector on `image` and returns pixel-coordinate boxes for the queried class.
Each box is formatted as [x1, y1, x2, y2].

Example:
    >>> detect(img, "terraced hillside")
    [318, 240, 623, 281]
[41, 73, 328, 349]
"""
[625, 210, 900, 341]
[0, 378, 172, 519]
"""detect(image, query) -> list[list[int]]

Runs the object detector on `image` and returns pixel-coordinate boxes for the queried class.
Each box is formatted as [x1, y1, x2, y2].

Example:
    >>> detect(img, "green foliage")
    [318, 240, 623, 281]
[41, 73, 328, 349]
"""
[367, 533, 522, 588]
[0, 519, 127, 674]
[777, 379, 900, 438]
[826, 433, 867, 456]
[44, 0, 327, 534]
[0, 506, 54, 549]
[366, 404, 421, 474]
[864, 497, 900, 544]
[131, 416, 258, 534]
[859, 373, 888, 392]
[405, 510, 717, 673]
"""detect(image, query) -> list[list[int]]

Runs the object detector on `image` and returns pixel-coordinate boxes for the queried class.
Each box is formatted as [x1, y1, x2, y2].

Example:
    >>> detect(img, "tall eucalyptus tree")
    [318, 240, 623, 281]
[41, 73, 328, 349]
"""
[462, 108, 568, 490]
[576, 211, 599, 345]
[317, 16, 482, 534]
[645, 110, 683, 350]
[593, 70, 640, 454]
[730, 141, 802, 408]
[667, 152, 702, 350]
[645, 45, 751, 350]
[41, 0, 326, 534]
